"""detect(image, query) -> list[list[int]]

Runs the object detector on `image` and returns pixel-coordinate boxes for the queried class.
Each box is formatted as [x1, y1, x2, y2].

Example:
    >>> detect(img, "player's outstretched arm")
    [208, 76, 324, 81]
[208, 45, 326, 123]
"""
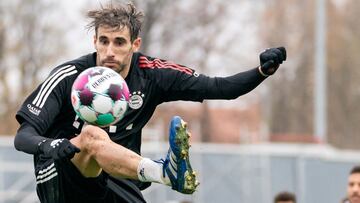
[14, 122, 80, 160]
[204, 46, 286, 100]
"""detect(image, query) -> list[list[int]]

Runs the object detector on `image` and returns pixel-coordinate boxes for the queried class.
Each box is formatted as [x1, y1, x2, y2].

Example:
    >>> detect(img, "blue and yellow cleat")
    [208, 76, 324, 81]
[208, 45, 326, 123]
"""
[163, 116, 199, 194]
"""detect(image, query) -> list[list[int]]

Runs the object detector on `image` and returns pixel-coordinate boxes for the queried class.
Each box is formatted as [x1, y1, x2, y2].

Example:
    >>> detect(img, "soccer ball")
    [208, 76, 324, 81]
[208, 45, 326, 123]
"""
[71, 66, 129, 127]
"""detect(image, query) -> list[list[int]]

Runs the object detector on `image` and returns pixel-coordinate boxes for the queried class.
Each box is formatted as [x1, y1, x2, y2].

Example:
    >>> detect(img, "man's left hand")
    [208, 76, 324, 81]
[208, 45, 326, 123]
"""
[259, 47, 287, 76]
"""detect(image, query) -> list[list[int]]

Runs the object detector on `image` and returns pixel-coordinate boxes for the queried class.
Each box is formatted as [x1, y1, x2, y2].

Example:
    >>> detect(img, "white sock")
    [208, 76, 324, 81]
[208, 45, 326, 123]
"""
[137, 158, 170, 185]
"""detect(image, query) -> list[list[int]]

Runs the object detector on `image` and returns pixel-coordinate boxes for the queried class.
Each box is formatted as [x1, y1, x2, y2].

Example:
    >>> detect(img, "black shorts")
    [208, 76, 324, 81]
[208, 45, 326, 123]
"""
[34, 154, 147, 203]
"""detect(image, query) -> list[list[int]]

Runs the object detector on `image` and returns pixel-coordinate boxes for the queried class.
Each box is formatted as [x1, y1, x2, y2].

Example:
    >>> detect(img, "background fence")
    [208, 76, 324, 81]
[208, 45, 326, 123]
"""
[1, 136, 359, 203]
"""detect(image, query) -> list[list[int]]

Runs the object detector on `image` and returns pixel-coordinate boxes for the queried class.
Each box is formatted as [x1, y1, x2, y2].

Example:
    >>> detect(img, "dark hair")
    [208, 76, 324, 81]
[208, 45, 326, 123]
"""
[350, 165, 360, 175]
[274, 191, 296, 203]
[86, 2, 144, 42]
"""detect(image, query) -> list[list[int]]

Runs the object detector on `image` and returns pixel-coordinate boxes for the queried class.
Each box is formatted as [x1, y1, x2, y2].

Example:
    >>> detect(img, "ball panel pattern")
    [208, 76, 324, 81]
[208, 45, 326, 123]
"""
[108, 84, 123, 101]
[71, 66, 130, 127]
[79, 88, 94, 106]
[71, 91, 80, 110]
[78, 106, 97, 123]
[92, 94, 113, 114]
[113, 100, 128, 118]
[73, 74, 89, 90]
[96, 114, 115, 126]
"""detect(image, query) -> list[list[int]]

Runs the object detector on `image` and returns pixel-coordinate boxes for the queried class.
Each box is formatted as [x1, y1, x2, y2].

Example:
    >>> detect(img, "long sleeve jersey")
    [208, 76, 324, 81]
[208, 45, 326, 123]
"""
[15, 52, 266, 166]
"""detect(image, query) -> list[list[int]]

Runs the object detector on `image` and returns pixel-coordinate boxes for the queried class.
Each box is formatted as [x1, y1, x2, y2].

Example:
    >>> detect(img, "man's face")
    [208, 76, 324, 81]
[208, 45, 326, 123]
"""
[348, 173, 360, 203]
[94, 25, 141, 78]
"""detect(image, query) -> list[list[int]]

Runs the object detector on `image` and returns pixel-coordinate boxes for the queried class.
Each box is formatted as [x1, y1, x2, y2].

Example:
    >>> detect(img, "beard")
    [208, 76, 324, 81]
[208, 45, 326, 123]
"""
[100, 59, 127, 73]
[98, 50, 133, 74]
[350, 194, 360, 203]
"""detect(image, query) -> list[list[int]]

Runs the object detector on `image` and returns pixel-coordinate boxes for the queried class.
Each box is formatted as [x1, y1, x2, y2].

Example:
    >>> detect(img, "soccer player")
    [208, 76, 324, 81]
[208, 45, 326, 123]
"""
[274, 191, 296, 203]
[347, 166, 360, 203]
[14, 2, 286, 203]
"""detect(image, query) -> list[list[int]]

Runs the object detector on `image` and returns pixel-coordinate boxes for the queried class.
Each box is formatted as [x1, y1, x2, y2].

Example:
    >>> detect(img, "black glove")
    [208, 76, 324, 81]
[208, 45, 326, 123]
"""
[38, 138, 80, 160]
[259, 47, 287, 76]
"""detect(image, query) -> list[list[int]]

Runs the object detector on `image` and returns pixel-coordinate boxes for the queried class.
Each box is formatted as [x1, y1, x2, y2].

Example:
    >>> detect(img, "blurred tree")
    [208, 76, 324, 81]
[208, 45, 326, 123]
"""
[132, 0, 264, 142]
[0, 1, 6, 128]
[261, 0, 360, 148]
[260, 0, 316, 139]
[327, 0, 360, 149]
[133, 0, 167, 53]
[138, 0, 231, 142]
[0, 0, 67, 135]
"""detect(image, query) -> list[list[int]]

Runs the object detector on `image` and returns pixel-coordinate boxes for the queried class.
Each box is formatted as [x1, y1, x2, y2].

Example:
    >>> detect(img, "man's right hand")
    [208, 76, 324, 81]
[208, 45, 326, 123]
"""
[38, 138, 80, 160]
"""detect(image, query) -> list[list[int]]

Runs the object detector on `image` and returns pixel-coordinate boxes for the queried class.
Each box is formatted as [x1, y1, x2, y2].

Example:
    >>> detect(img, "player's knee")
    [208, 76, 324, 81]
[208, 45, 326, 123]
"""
[80, 125, 110, 154]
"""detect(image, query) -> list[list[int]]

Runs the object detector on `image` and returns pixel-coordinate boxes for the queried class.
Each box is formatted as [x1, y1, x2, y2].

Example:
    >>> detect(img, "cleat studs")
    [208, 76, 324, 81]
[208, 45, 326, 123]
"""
[181, 121, 187, 128]
[181, 150, 187, 157]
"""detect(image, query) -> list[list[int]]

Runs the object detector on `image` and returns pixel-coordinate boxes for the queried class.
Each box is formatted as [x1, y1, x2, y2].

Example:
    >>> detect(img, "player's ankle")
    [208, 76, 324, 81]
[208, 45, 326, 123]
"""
[137, 158, 169, 185]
